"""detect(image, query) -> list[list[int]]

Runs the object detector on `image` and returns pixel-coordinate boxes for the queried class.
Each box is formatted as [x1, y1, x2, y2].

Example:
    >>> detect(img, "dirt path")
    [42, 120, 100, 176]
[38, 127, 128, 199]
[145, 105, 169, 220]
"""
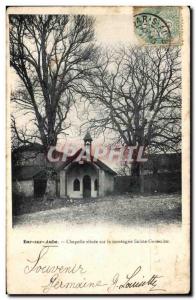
[13, 194, 181, 227]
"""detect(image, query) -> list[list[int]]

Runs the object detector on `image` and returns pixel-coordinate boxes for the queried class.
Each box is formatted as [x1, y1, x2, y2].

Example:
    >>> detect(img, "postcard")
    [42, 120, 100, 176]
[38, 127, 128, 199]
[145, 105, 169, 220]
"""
[6, 6, 190, 294]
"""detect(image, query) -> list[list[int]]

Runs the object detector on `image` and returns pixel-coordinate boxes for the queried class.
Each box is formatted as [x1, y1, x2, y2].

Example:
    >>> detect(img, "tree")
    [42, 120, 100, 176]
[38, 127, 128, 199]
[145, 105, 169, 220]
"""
[10, 14, 96, 151]
[80, 46, 181, 176]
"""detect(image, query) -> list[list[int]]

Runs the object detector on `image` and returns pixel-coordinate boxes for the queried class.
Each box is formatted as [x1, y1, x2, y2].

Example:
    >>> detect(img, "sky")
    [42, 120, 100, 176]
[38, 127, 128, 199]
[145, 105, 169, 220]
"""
[7, 6, 184, 173]
[9, 8, 143, 171]
[10, 10, 137, 142]
[95, 13, 135, 45]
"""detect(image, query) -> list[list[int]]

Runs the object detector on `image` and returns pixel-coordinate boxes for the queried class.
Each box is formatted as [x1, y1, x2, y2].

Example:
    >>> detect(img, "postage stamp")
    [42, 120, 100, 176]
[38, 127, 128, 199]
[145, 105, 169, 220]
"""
[134, 6, 182, 45]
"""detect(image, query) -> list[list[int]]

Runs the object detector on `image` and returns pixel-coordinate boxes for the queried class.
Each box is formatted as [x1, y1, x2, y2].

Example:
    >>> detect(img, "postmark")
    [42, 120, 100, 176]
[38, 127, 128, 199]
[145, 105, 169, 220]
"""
[134, 7, 182, 45]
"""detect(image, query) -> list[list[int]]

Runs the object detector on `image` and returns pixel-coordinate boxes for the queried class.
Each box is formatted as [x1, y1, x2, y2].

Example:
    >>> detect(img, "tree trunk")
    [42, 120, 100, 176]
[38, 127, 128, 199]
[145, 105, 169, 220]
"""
[131, 161, 145, 193]
[140, 164, 145, 194]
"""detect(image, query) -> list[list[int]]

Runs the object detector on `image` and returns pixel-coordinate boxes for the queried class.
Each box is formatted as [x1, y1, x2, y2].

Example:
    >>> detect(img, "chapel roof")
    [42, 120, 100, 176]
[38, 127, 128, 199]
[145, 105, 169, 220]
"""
[58, 148, 117, 175]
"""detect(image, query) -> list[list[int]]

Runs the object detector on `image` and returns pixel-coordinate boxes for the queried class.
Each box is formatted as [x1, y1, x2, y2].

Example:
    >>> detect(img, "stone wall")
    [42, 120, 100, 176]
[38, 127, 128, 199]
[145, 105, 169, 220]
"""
[114, 172, 181, 194]
[13, 179, 57, 198]
[13, 180, 34, 197]
[46, 179, 56, 197]
[104, 172, 114, 194]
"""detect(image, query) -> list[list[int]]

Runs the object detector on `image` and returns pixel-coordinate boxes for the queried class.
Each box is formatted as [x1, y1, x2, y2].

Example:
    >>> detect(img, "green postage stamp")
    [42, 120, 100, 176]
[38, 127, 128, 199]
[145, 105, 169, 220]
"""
[134, 6, 182, 45]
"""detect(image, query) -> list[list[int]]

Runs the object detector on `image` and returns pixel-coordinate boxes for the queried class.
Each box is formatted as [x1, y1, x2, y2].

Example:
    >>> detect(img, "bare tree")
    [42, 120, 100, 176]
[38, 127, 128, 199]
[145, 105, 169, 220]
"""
[10, 15, 96, 151]
[11, 115, 37, 150]
[80, 46, 181, 176]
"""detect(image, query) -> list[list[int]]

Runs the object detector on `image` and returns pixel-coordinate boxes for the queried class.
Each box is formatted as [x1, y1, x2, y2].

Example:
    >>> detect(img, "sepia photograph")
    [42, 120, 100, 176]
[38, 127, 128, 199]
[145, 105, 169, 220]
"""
[6, 6, 190, 295]
[10, 11, 182, 227]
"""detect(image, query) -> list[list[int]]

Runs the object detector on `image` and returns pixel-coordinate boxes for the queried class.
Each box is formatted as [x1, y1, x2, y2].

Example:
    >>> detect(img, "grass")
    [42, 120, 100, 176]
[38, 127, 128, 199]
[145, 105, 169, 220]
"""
[13, 193, 181, 227]
[13, 195, 69, 216]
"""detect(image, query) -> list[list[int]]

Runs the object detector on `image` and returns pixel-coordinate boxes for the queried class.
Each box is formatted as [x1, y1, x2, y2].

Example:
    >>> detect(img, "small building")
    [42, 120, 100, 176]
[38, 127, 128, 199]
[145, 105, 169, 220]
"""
[12, 133, 117, 199]
[58, 132, 116, 198]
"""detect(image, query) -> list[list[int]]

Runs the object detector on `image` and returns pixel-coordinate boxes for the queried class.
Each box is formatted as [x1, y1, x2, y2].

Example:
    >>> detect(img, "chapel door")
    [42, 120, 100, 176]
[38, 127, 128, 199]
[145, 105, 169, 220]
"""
[34, 179, 47, 198]
[83, 175, 91, 198]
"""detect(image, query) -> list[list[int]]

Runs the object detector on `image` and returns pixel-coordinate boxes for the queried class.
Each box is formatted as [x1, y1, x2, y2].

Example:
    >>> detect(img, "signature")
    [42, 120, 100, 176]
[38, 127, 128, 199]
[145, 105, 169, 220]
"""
[24, 247, 166, 293]
[107, 266, 166, 292]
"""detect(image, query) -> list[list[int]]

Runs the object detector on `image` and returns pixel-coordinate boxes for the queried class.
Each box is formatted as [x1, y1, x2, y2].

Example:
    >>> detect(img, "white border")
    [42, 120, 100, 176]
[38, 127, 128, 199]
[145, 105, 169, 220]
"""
[0, 1, 194, 299]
